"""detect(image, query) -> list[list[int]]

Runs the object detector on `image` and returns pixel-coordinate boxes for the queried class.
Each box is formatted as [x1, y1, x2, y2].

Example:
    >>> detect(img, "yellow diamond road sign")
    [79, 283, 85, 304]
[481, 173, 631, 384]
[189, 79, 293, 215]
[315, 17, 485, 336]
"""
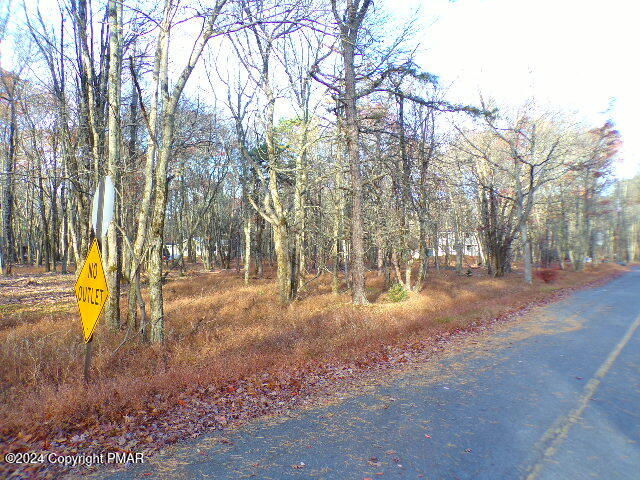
[75, 239, 110, 342]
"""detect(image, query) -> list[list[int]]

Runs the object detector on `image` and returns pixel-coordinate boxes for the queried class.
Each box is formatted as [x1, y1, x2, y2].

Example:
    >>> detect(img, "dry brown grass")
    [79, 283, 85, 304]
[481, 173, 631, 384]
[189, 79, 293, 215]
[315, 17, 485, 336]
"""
[0, 262, 628, 441]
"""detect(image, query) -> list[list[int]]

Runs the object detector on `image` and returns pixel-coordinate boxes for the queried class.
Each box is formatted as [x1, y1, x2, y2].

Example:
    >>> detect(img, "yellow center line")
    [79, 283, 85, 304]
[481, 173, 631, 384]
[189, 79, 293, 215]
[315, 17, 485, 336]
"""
[526, 311, 640, 480]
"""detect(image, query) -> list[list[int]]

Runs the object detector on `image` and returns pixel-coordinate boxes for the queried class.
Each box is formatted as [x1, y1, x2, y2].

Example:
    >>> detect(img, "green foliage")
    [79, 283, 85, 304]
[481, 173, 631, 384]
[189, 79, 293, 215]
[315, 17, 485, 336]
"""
[277, 116, 305, 129]
[388, 283, 409, 302]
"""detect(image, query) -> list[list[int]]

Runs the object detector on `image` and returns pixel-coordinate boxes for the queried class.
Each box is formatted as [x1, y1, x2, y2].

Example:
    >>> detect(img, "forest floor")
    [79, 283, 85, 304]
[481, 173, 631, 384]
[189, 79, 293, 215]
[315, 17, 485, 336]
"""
[0, 262, 630, 479]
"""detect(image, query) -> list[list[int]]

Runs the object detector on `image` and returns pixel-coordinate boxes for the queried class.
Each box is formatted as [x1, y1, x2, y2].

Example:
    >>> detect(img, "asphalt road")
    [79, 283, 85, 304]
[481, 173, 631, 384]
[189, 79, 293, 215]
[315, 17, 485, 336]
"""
[96, 269, 640, 480]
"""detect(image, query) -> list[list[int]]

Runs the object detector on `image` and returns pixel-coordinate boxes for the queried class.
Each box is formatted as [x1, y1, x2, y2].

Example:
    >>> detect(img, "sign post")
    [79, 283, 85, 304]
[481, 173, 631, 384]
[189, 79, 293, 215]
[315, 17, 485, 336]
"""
[76, 177, 114, 383]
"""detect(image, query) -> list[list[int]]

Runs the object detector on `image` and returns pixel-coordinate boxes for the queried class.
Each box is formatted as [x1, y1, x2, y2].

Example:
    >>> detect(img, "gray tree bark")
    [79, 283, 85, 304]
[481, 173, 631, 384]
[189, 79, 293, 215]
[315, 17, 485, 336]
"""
[332, 0, 373, 305]
[105, 0, 123, 329]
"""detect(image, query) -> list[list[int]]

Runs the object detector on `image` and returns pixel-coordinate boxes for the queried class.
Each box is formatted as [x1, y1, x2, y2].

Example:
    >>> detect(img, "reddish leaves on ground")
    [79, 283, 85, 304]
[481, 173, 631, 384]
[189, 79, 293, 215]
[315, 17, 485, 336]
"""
[534, 268, 560, 283]
[0, 266, 628, 479]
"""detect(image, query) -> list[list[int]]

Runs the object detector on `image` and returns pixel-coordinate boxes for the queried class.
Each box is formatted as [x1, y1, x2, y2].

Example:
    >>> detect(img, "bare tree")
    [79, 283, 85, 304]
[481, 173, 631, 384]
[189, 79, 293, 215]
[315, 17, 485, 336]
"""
[0, 69, 19, 275]
[146, 0, 229, 342]
[328, 0, 373, 304]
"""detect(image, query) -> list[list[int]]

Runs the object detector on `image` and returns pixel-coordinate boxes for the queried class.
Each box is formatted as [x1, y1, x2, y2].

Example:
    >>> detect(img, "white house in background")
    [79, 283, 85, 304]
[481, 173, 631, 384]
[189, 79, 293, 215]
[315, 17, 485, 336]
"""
[433, 232, 481, 257]
[162, 243, 182, 261]
[185, 237, 206, 258]
[163, 237, 206, 260]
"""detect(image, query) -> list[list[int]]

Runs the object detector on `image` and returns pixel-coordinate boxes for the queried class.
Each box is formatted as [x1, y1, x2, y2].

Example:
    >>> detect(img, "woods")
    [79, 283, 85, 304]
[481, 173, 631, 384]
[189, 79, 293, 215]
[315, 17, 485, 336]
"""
[2, 3, 640, 478]
[1, 0, 638, 342]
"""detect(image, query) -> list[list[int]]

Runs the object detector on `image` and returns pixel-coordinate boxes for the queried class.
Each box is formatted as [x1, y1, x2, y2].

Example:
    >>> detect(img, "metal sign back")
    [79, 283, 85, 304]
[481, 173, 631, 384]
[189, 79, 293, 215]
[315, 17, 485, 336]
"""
[91, 175, 115, 238]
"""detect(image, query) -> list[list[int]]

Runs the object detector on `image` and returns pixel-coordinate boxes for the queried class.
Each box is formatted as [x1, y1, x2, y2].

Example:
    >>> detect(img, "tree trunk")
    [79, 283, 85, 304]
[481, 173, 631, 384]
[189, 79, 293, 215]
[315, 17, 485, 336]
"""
[521, 222, 532, 283]
[127, 8, 167, 333]
[273, 222, 292, 303]
[149, 116, 174, 342]
[255, 214, 264, 277]
[342, 36, 368, 305]
[147, 3, 174, 342]
[105, 0, 123, 329]
[332, 164, 342, 294]
[0, 77, 17, 275]
[244, 215, 251, 284]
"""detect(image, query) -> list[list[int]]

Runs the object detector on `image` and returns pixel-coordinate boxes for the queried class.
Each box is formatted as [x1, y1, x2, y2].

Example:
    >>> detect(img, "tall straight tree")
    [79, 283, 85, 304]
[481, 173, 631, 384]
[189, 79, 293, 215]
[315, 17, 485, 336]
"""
[330, 0, 372, 305]
[0, 0, 11, 275]
[0, 70, 18, 275]
[104, 0, 123, 328]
